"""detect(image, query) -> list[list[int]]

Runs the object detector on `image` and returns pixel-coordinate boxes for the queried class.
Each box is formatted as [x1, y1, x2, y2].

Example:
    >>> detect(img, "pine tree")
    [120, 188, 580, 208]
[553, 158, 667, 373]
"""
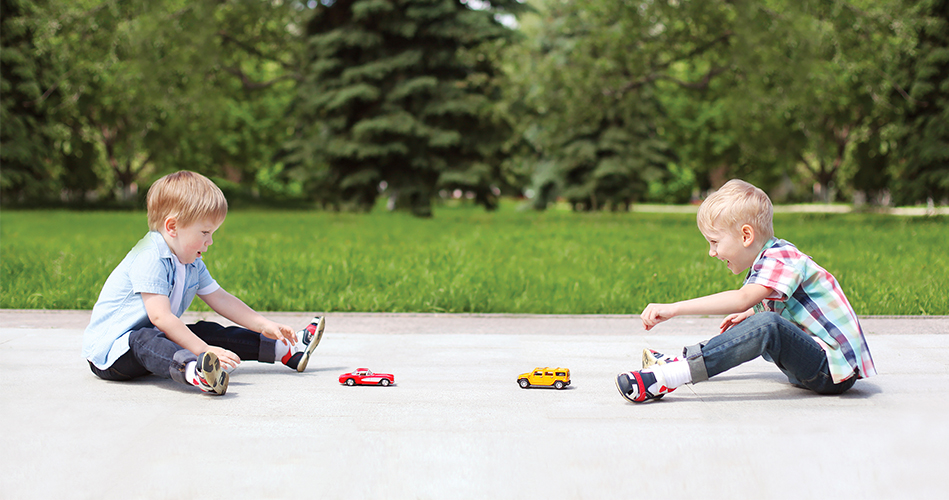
[559, 111, 674, 211]
[0, 0, 59, 203]
[894, 0, 949, 205]
[286, 0, 522, 216]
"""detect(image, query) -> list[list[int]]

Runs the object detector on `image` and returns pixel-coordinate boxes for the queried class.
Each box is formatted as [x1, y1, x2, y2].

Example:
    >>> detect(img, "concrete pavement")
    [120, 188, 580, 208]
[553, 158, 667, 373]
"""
[1, 310, 947, 499]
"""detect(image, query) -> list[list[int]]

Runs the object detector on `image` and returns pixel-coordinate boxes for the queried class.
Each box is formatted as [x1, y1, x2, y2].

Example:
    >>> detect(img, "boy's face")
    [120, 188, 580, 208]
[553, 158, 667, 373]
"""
[164, 216, 223, 264]
[701, 224, 759, 275]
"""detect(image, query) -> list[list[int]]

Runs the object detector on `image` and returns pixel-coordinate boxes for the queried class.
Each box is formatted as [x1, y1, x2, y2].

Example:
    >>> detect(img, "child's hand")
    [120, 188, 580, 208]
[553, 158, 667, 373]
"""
[260, 321, 298, 347]
[641, 303, 675, 331]
[207, 346, 241, 369]
[719, 308, 755, 334]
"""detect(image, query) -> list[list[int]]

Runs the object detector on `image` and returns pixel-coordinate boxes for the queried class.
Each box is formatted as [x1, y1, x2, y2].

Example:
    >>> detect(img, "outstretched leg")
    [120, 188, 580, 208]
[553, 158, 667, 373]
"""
[188, 321, 276, 363]
[686, 312, 855, 394]
[618, 312, 856, 402]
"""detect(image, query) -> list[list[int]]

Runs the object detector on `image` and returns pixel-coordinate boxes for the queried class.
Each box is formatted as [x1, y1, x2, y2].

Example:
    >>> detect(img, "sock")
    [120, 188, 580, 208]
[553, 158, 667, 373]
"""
[276, 340, 293, 364]
[652, 360, 692, 389]
[185, 361, 199, 385]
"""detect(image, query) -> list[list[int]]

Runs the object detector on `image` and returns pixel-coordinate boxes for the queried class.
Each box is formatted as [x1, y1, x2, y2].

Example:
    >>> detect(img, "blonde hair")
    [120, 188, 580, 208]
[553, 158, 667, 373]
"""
[146, 171, 228, 231]
[697, 179, 774, 240]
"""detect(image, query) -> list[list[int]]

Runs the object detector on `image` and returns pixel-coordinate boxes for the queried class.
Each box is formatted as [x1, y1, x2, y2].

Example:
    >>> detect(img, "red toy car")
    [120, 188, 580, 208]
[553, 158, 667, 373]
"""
[339, 368, 395, 386]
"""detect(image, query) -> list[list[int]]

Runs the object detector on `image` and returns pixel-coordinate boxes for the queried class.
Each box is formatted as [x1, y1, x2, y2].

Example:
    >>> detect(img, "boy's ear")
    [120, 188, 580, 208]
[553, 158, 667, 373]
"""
[163, 216, 178, 237]
[740, 224, 755, 247]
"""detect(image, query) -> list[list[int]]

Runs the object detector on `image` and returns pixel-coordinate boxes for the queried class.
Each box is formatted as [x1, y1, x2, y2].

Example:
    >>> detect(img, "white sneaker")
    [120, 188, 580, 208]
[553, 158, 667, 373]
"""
[283, 316, 325, 372]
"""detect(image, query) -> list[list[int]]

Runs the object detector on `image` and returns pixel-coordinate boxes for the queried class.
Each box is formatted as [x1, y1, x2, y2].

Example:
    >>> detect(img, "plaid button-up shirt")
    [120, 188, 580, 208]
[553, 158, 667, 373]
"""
[745, 237, 876, 383]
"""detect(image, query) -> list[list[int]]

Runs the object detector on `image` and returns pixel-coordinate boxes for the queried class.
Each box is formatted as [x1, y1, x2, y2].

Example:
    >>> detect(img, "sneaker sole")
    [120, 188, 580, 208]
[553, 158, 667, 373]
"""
[615, 373, 640, 403]
[199, 352, 228, 395]
[296, 316, 325, 373]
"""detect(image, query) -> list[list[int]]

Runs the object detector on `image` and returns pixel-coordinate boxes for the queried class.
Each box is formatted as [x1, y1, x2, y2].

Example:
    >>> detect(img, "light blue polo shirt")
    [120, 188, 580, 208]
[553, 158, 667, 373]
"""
[82, 231, 219, 369]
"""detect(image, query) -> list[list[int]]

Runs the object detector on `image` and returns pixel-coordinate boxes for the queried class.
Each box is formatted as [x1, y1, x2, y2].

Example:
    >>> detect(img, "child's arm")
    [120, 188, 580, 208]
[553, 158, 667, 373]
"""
[640, 283, 771, 331]
[199, 288, 297, 346]
[141, 292, 242, 368]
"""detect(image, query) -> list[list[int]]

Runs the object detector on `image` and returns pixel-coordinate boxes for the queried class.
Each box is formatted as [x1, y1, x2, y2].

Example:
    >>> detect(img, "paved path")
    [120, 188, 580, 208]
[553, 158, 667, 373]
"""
[2, 310, 947, 499]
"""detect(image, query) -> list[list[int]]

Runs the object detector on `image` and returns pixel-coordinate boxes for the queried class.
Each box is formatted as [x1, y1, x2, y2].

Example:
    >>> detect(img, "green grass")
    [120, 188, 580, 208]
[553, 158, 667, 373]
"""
[2, 205, 946, 315]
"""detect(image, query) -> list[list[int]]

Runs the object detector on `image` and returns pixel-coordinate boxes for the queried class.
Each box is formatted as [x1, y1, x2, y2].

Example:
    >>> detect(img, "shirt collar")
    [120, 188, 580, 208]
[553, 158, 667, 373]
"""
[146, 231, 176, 261]
[756, 236, 779, 261]
[746, 236, 780, 280]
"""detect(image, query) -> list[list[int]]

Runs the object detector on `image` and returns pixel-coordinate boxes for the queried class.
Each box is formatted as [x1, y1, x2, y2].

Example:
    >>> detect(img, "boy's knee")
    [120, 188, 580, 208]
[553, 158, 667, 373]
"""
[747, 311, 782, 328]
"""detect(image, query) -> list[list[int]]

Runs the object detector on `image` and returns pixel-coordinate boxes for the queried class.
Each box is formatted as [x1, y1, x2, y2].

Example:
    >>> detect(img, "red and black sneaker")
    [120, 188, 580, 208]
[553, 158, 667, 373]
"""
[283, 316, 325, 372]
[615, 369, 675, 403]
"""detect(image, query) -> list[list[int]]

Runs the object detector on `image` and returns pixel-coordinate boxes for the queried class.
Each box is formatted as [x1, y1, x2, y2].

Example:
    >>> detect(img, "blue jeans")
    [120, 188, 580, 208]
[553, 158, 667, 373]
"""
[88, 321, 277, 385]
[683, 312, 856, 395]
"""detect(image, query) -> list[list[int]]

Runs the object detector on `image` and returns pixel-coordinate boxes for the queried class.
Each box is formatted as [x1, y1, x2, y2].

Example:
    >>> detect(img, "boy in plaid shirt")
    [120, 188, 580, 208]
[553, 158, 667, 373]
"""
[616, 179, 876, 403]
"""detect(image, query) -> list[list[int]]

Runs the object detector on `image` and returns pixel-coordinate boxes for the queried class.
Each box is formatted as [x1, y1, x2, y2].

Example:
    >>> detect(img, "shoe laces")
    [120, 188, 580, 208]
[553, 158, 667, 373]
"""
[193, 373, 214, 392]
[299, 318, 320, 345]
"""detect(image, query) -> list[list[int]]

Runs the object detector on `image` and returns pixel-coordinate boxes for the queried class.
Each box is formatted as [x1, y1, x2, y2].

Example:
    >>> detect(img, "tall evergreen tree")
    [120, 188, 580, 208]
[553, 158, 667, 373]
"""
[0, 0, 58, 203]
[286, 0, 523, 216]
[893, 0, 949, 205]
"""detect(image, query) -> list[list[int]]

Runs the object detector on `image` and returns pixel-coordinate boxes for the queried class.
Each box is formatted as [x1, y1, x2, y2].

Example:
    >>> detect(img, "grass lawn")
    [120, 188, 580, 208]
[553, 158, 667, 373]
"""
[2, 204, 946, 315]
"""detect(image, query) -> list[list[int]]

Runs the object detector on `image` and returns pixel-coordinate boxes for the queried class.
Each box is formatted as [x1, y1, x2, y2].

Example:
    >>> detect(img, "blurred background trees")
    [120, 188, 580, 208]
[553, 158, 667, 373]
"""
[2, 0, 306, 205]
[2, 0, 946, 212]
[284, 0, 525, 216]
[1, 0, 60, 201]
[890, 0, 949, 206]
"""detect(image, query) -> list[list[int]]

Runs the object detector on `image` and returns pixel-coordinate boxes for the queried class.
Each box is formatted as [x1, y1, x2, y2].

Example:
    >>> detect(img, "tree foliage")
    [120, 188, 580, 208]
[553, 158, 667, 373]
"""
[1, 0, 60, 202]
[1, 0, 946, 211]
[285, 0, 525, 216]
[504, 0, 924, 207]
[891, 0, 949, 205]
[505, 0, 694, 209]
[2, 0, 305, 204]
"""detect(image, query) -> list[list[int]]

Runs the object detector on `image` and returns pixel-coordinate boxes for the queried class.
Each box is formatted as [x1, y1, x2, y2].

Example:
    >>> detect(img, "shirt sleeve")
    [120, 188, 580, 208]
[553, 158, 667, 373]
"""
[128, 249, 172, 296]
[195, 258, 220, 296]
[745, 252, 803, 303]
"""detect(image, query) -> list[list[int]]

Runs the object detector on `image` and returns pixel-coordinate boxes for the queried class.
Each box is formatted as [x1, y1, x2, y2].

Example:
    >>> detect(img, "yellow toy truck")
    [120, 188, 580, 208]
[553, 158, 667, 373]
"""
[517, 367, 571, 389]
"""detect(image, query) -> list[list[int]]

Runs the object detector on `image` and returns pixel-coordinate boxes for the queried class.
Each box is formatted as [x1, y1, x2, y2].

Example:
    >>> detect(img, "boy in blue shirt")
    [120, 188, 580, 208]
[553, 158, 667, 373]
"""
[616, 179, 876, 402]
[83, 171, 325, 396]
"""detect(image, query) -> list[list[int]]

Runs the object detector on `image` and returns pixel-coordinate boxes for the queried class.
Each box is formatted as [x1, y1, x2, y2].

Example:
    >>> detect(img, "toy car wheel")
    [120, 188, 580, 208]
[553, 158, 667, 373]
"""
[518, 378, 530, 389]
[345, 378, 356, 386]
[380, 379, 390, 386]
[554, 380, 564, 390]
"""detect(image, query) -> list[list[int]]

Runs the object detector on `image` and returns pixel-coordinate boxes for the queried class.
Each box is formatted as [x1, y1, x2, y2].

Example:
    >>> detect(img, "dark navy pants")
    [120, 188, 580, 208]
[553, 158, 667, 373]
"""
[88, 321, 277, 384]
